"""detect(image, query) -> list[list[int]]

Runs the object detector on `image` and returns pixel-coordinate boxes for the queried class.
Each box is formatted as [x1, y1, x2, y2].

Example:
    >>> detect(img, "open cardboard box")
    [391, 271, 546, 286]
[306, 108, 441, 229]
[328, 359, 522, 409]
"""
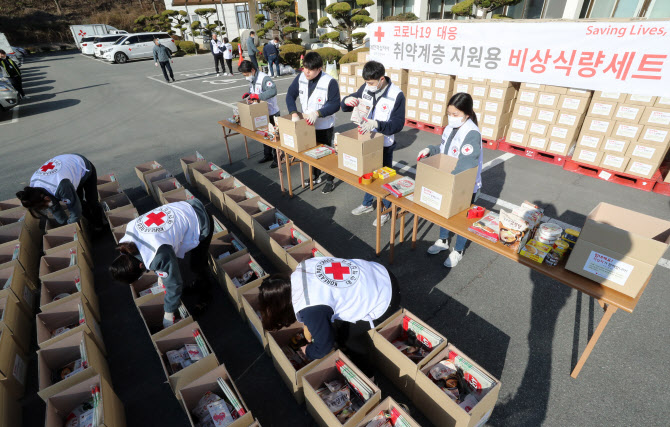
[302, 350, 381, 427]
[128, 272, 161, 307]
[134, 160, 164, 191]
[198, 169, 233, 202]
[276, 113, 317, 152]
[240, 283, 268, 349]
[208, 232, 248, 278]
[0, 325, 28, 399]
[101, 192, 133, 217]
[0, 264, 37, 316]
[212, 216, 228, 237]
[178, 363, 254, 427]
[106, 206, 139, 234]
[46, 219, 90, 244]
[218, 253, 269, 314]
[237, 100, 269, 131]
[97, 181, 122, 201]
[145, 169, 174, 202]
[369, 308, 447, 397]
[337, 129, 384, 176]
[37, 330, 110, 401]
[36, 296, 106, 355]
[0, 222, 39, 280]
[355, 396, 422, 427]
[153, 320, 219, 396]
[565, 203, 670, 298]
[112, 224, 126, 245]
[190, 161, 223, 194]
[412, 343, 500, 427]
[233, 197, 274, 239]
[180, 152, 206, 185]
[0, 198, 22, 211]
[222, 186, 258, 218]
[287, 241, 333, 271]
[39, 242, 91, 282]
[136, 292, 194, 343]
[155, 177, 182, 205]
[43, 222, 92, 260]
[209, 177, 244, 218]
[414, 154, 478, 219]
[96, 172, 118, 187]
[268, 224, 312, 272]
[251, 208, 289, 255]
[266, 321, 324, 404]
[0, 207, 41, 244]
[0, 292, 31, 354]
[162, 187, 196, 205]
[44, 374, 126, 427]
[0, 381, 22, 427]
[40, 266, 100, 322]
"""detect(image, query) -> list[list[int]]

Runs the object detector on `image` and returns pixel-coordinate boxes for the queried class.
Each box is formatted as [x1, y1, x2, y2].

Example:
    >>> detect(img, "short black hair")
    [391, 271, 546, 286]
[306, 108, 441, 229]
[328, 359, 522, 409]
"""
[362, 61, 385, 81]
[249, 31, 255, 35]
[303, 51, 323, 70]
[238, 60, 255, 73]
[274, 36, 279, 42]
[224, 37, 229, 43]
[0, 50, 5, 55]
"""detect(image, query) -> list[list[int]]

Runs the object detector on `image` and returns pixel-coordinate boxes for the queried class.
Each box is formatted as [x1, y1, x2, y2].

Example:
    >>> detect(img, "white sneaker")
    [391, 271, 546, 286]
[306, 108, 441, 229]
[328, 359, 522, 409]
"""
[373, 213, 390, 227]
[352, 205, 374, 215]
[217, 73, 221, 77]
[427, 239, 449, 255]
[443, 251, 463, 267]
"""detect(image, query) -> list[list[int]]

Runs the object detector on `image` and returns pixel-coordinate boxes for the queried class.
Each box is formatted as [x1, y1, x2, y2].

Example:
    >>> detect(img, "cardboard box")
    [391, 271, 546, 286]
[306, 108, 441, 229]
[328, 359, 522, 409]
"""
[240, 283, 268, 349]
[412, 343, 500, 427]
[626, 141, 669, 165]
[134, 161, 163, 190]
[417, 99, 431, 112]
[387, 68, 408, 87]
[625, 94, 657, 107]
[516, 89, 538, 105]
[512, 104, 536, 120]
[0, 292, 31, 353]
[0, 328, 28, 399]
[209, 177, 244, 217]
[0, 208, 40, 244]
[406, 108, 418, 120]
[339, 62, 360, 76]
[534, 107, 559, 124]
[106, 206, 139, 234]
[421, 89, 434, 101]
[640, 106, 670, 128]
[112, 225, 126, 246]
[625, 160, 661, 179]
[565, 203, 670, 298]
[180, 152, 206, 185]
[268, 224, 312, 271]
[480, 124, 508, 141]
[613, 104, 645, 124]
[0, 199, 21, 212]
[433, 75, 454, 92]
[37, 331, 110, 401]
[208, 232, 248, 278]
[548, 124, 580, 144]
[0, 381, 21, 426]
[537, 92, 560, 109]
[136, 292, 195, 342]
[454, 82, 471, 95]
[483, 99, 514, 115]
[487, 86, 517, 101]
[337, 129, 384, 176]
[302, 350, 381, 427]
[430, 114, 449, 127]
[339, 74, 348, 85]
[482, 112, 511, 129]
[572, 147, 604, 167]
[369, 309, 447, 396]
[601, 136, 631, 154]
[567, 88, 592, 98]
[223, 186, 258, 220]
[237, 101, 269, 131]
[348, 76, 357, 87]
[0, 222, 38, 278]
[487, 79, 513, 88]
[556, 111, 584, 128]
[600, 153, 629, 172]
[100, 193, 133, 218]
[189, 160, 220, 193]
[40, 266, 99, 323]
[558, 95, 589, 115]
[275, 113, 317, 153]
[144, 169, 173, 202]
[44, 374, 125, 427]
[528, 121, 549, 137]
[655, 96, 670, 107]
[178, 363, 254, 427]
[39, 242, 91, 282]
[587, 100, 617, 119]
[42, 223, 91, 261]
[582, 117, 615, 136]
[286, 241, 333, 271]
[406, 96, 419, 108]
[414, 154, 477, 219]
[611, 121, 643, 140]
[470, 83, 488, 99]
[471, 99, 483, 113]
[162, 188, 196, 205]
[543, 85, 568, 95]
[527, 135, 549, 151]
[356, 77, 366, 88]
[96, 181, 122, 201]
[546, 140, 575, 156]
[430, 102, 448, 116]
[218, 253, 269, 314]
[36, 295, 105, 354]
[128, 272, 161, 307]
[520, 82, 544, 91]
[420, 74, 434, 89]
[232, 196, 274, 238]
[407, 72, 421, 88]
[509, 116, 530, 133]
[154, 178, 182, 205]
[593, 91, 627, 102]
[505, 128, 527, 146]
[96, 172, 118, 187]
[434, 89, 451, 105]
[0, 265, 36, 316]
[266, 321, 324, 403]
[355, 397, 422, 427]
[640, 125, 670, 146]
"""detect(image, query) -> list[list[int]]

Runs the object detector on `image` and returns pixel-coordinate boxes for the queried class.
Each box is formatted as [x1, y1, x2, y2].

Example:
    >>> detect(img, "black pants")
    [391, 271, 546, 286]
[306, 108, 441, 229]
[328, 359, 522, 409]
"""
[263, 114, 279, 159]
[334, 270, 401, 377]
[225, 58, 233, 74]
[189, 213, 215, 282]
[159, 61, 174, 82]
[9, 76, 24, 97]
[314, 127, 334, 182]
[76, 164, 105, 228]
[249, 55, 259, 72]
[213, 53, 224, 73]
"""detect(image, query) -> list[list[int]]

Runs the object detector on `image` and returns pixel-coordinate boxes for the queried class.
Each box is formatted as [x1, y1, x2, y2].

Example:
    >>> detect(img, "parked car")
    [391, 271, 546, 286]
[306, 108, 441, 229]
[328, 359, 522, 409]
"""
[80, 36, 97, 55]
[0, 33, 21, 67]
[0, 78, 19, 111]
[70, 24, 127, 49]
[93, 35, 124, 58]
[101, 32, 177, 64]
[12, 46, 28, 56]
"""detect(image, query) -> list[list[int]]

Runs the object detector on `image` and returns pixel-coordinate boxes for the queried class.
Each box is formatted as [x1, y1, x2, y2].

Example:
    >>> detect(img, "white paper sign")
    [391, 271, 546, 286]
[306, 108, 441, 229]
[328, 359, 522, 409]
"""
[342, 153, 358, 172]
[254, 115, 268, 128]
[282, 134, 295, 149]
[13, 354, 26, 385]
[583, 251, 634, 286]
[420, 187, 443, 210]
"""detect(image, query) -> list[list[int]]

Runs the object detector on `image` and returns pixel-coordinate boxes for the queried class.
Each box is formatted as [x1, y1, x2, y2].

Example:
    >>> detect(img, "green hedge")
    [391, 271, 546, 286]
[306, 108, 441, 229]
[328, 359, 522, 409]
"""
[310, 47, 343, 64]
[231, 41, 240, 55]
[177, 41, 198, 54]
[280, 44, 306, 68]
[339, 47, 369, 64]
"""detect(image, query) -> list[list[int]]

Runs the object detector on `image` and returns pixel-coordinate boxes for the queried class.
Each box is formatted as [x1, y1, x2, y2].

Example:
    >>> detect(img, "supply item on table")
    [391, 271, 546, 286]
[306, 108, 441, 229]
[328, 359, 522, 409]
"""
[315, 360, 373, 424]
[383, 177, 415, 198]
[373, 167, 397, 180]
[468, 212, 500, 243]
[520, 239, 552, 263]
[351, 99, 373, 125]
[305, 145, 337, 159]
[192, 388, 244, 427]
[364, 407, 413, 427]
[498, 210, 530, 253]
[534, 223, 563, 245]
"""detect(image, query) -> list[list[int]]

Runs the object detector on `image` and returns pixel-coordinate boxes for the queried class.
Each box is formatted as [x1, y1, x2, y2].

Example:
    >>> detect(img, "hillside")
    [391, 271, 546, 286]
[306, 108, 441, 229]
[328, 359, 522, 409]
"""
[0, 0, 165, 47]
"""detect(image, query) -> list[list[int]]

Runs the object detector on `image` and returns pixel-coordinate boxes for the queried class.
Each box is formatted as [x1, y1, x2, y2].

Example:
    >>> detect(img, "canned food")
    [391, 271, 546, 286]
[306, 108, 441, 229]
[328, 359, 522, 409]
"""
[553, 239, 570, 253]
[537, 223, 563, 238]
[562, 228, 580, 243]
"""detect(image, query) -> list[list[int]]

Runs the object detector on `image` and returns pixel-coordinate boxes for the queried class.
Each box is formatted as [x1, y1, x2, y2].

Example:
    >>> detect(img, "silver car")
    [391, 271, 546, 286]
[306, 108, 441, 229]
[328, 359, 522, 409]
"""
[0, 77, 19, 111]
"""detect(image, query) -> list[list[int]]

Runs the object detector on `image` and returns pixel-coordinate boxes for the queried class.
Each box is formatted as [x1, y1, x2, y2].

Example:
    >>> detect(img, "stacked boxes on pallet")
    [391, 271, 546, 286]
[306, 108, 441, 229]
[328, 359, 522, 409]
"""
[455, 77, 517, 141]
[338, 62, 365, 99]
[406, 71, 455, 127]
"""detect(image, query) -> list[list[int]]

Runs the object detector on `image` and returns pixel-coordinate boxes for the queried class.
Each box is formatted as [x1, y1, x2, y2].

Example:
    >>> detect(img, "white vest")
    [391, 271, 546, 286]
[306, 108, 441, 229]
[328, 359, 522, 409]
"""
[30, 154, 88, 196]
[361, 82, 402, 147]
[211, 39, 221, 54]
[291, 258, 393, 327]
[120, 202, 201, 267]
[223, 43, 233, 59]
[251, 71, 279, 115]
[439, 118, 483, 192]
[299, 72, 335, 130]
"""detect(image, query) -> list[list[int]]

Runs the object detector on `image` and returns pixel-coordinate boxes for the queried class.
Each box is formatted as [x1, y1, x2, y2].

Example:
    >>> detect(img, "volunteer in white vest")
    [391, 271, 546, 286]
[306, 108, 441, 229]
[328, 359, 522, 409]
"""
[341, 61, 406, 227]
[110, 199, 214, 327]
[210, 34, 225, 77]
[222, 37, 234, 76]
[239, 59, 281, 168]
[258, 257, 400, 375]
[17, 154, 105, 230]
[417, 93, 483, 268]
[286, 51, 341, 194]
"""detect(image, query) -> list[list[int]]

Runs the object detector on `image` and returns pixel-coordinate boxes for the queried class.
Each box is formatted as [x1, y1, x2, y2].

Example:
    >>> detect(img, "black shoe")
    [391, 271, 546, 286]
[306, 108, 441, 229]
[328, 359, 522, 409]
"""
[172, 78, 176, 82]
[322, 181, 335, 194]
[270, 161, 278, 168]
[258, 156, 273, 164]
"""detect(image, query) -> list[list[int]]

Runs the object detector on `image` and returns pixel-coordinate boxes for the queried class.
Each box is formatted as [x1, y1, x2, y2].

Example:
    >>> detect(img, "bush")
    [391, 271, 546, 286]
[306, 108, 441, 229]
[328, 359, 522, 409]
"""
[383, 12, 419, 21]
[310, 47, 343, 64]
[178, 41, 197, 54]
[279, 43, 306, 68]
[231, 42, 240, 55]
[339, 46, 368, 64]
[232, 37, 240, 43]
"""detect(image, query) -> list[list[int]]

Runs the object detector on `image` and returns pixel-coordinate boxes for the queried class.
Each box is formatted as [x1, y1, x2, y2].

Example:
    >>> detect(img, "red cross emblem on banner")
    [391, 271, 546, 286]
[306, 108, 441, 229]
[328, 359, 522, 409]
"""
[324, 262, 351, 280]
[374, 26, 385, 43]
[463, 146, 472, 154]
[145, 212, 166, 226]
[78, 30, 86, 36]
[40, 162, 56, 172]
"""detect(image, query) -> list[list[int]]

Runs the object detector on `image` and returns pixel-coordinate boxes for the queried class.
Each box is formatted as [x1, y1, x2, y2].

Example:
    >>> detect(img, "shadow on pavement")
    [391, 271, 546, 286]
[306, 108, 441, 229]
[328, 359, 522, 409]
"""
[17, 99, 81, 117]
[24, 85, 53, 94]
[23, 79, 56, 88]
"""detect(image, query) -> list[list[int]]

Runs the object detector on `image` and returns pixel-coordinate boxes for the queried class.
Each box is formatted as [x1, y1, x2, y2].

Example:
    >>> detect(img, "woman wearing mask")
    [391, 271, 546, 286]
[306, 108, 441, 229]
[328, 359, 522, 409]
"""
[417, 93, 483, 268]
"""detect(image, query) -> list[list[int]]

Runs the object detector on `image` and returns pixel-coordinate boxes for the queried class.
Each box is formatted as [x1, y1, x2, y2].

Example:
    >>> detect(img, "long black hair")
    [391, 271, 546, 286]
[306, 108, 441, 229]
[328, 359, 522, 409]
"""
[448, 92, 478, 127]
[109, 242, 145, 284]
[16, 187, 51, 219]
[258, 274, 297, 331]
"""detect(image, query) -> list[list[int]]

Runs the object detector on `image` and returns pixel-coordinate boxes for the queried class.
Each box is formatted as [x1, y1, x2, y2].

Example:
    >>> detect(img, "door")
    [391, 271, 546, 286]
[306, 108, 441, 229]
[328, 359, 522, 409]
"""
[122, 36, 139, 58]
[137, 34, 156, 58]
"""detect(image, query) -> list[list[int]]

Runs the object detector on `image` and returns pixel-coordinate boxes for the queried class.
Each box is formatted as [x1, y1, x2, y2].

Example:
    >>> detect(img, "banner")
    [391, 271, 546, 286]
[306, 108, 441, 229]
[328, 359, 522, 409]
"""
[367, 20, 670, 98]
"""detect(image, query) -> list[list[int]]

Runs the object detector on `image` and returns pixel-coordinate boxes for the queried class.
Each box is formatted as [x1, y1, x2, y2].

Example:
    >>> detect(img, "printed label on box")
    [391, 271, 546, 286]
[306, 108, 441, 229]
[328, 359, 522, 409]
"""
[423, 90, 434, 99]
[583, 251, 634, 286]
[473, 86, 487, 97]
[601, 92, 621, 99]
[603, 154, 625, 168]
[630, 95, 653, 102]
[282, 134, 295, 149]
[589, 120, 610, 133]
[592, 103, 613, 116]
[254, 115, 268, 128]
[579, 135, 600, 148]
[604, 138, 626, 152]
[632, 144, 656, 159]
[420, 112, 430, 122]
[561, 97, 580, 110]
[435, 92, 447, 102]
[431, 115, 443, 124]
[348, 77, 356, 85]
[409, 88, 420, 97]
[616, 106, 640, 120]
[538, 94, 556, 105]
[510, 132, 524, 143]
[435, 79, 446, 89]
[530, 123, 546, 134]
[518, 106, 534, 117]
[578, 149, 598, 163]
[419, 101, 429, 110]
[407, 110, 417, 119]
[529, 137, 546, 148]
[629, 161, 653, 175]
[558, 113, 577, 126]
[342, 153, 358, 171]
[550, 141, 566, 152]
[481, 127, 494, 138]
[657, 97, 670, 105]
[484, 115, 497, 125]
[420, 187, 443, 210]
[489, 88, 503, 99]
[643, 128, 668, 143]
[525, 83, 542, 89]
[512, 119, 527, 130]
[409, 76, 419, 85]
[485, 102, 498, 112]
[456, 84, 469, 93]
[432, 104, 443, 113]
[537, 110, 555, 122]
[13, 354, 26, 385]
[421, 78, 432, 87]
[473, 99, 481, 110]
[551, 126, 568, 138]
[407, 98, 417, 108]
[520, 91, 536, 103]
[616, 124, 639, 138]
[648, 110, 670, 125]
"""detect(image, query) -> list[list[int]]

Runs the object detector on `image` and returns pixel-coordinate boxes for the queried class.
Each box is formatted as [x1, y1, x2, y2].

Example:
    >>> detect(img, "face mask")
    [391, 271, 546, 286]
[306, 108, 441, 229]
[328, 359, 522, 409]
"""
[366, 79, 383, 93]
[448, 115, 466, 128]
[246, 75, 254, 82]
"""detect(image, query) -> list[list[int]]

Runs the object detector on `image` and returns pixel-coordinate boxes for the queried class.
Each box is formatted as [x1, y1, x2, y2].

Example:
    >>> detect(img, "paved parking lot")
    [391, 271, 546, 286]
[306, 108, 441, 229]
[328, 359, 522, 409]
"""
[3, 51, 670, 427]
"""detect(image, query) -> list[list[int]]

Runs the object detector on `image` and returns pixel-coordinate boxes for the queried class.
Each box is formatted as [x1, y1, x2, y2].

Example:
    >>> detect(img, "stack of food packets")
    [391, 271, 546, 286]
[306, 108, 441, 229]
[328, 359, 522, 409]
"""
[468, 211, 500, 243]
[373, 167, 396, 180]
[499, 202, 544, 253]
[281, 331, 310, 370]
[364, 408, 413, 427]
[519, 239, 553, 263]
[392, 315, 445, 363]
[138, 278, 166, 297]
[165, 328, 208, 374]
[316, 359, 374, 425]
[305, 145, 337, 159]
[535, 223, 563, 245]
[192, 381, 245, 427]
[64, 398, 95, 427]
[382, 177, 415, 198]
[231, 261, 265, 288]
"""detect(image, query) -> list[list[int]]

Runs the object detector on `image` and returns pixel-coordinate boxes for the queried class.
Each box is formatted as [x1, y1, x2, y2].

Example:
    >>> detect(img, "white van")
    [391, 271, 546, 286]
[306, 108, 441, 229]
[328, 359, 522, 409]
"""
[93, 34, 125, 57]
[101, 32, 177, 64]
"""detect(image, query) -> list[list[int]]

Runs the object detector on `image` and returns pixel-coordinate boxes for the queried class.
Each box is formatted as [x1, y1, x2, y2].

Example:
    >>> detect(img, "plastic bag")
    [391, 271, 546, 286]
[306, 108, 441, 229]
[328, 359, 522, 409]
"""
[326, 61, 338, 80]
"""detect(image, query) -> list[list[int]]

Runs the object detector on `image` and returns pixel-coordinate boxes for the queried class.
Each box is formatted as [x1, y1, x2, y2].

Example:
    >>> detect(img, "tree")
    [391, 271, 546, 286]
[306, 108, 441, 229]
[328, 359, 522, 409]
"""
[191, 20, 202, 37]
[53, 0, 62, 15]
[255, 0, 307, 44]
[164, 10, 190, 40]
[318, 0, 374, 52]
[452, 0, 521, 18]
[194, 8, 218, 36]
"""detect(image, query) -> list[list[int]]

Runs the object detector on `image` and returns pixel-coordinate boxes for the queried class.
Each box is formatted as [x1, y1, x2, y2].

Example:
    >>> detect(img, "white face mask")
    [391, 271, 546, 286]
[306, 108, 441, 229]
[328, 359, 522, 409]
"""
[448, 115, 466, 128]
[245, 75, 254, 82]
[366, 78, 383, 93]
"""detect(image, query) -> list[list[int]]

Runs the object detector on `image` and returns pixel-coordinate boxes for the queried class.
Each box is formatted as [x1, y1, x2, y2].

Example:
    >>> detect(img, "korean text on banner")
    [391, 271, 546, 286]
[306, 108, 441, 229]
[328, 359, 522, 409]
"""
[367, 21, 670, 97]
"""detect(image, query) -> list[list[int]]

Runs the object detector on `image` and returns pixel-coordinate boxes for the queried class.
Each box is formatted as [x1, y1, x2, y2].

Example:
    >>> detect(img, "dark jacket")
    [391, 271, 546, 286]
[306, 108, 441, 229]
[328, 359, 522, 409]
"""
[286, 71, 341, 118]
[262, 43, 279, 61]
[341, 78, 406, 136]
[0, 58, 21, 78]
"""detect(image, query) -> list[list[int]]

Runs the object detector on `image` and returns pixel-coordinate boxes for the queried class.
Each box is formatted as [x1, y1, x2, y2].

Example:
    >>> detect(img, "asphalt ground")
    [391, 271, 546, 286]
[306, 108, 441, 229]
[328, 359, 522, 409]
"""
[2, 51, 670, 427]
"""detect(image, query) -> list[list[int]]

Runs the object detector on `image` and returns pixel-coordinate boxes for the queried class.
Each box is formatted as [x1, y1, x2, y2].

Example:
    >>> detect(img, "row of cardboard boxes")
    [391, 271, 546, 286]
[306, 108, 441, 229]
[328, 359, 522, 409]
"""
[177, 152, 501, 427]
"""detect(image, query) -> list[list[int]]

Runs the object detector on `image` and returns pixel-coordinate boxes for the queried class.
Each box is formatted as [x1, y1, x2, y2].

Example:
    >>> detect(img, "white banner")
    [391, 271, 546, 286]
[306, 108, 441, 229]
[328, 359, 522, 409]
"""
[367, 20, 670, 97]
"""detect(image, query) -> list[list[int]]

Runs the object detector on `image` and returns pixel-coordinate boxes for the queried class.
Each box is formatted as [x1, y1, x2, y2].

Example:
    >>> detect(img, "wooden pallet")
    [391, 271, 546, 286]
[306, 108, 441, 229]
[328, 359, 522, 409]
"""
[483, 137, 504, 150]
[652, 160, 670, 196]
[563, 158, 660, 192]
[404, 119, 445, 135]
[498, 140, 568, 166]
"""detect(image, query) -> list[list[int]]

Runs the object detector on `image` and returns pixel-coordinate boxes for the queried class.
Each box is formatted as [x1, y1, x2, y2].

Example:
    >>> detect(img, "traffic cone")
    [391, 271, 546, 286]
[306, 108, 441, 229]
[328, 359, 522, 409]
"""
[299, 54, 304, 71]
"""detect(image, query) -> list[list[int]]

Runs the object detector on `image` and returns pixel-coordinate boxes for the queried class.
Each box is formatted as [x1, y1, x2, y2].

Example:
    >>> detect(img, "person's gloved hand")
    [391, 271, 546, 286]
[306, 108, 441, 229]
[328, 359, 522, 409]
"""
[417, 148, 430, 162]
[248, 93, 260, 102]
[242, 92, 251, 99]
[304, 110, 319, 126]
[163, 312, 175, 329]
[345, 97, 360, 107]
[291, 113, 300, 122]
[358, 118, 378, 135]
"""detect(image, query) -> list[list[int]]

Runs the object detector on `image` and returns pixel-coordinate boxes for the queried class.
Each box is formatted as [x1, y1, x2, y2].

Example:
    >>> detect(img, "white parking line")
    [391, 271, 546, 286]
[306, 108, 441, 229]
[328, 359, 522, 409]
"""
[147, 75, 236, 107]
[80, 54, 114, 65]
[0, 106, 19, 126]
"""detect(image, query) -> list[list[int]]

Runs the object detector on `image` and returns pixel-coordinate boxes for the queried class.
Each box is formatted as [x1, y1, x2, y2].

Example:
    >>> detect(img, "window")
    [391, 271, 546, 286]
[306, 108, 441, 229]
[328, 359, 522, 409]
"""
[138, 35, 155, 43]
[308, 0, 319, 39]
[505, 0, 547, 18]
[381, 0, 415, 18]
[646, 0, 670, 17]
[123, 36, 139, 45]
[428, 0, 456, 20]
[159, 33, 172, 40]
[236, 4, 251, 29]
[581, 0, 658, 18]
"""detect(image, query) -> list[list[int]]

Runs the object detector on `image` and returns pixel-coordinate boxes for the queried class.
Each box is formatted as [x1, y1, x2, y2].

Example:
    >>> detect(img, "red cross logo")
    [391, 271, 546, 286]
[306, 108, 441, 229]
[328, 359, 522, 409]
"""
[40, 162, 56, 172]
[374, 26, 385, 43]
[324, 262, 350, 280]
[317, 98, 322, 103]
[452, 148, 458, 155]
[78, 30, 86, 36]
[145, 212, 166, 226]
[463, 146, 471, 153]
[383, 105, 387, 110]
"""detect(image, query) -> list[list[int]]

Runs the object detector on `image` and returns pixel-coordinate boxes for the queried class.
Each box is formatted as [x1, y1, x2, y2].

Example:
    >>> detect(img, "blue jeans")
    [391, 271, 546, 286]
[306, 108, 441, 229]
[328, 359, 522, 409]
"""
[438, 190, 480, 252]
[362, 143, 395, 209]
[268, 56, 280, 76]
